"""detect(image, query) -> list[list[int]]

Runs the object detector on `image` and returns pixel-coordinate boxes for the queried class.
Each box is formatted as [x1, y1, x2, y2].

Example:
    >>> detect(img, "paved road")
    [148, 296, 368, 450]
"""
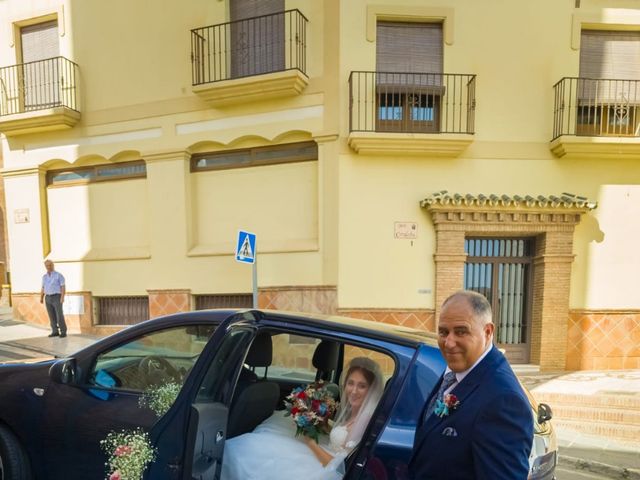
[556, 465, 615, 479]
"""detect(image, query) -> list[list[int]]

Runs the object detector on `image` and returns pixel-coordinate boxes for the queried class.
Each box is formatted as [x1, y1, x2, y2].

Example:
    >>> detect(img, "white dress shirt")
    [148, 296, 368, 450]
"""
[443, 343, 494, 396]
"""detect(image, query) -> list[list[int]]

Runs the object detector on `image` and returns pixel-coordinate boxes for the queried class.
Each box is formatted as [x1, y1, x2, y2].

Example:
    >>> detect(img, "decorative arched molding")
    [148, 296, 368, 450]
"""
[182, 130, 315, 155]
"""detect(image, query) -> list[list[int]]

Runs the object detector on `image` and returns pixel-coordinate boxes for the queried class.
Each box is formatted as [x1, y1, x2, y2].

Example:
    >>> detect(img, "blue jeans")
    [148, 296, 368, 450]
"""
[45, 294, 67, 335]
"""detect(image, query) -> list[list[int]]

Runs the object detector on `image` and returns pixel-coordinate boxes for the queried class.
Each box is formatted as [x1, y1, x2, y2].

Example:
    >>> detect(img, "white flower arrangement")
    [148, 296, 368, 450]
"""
[100, 429, 156, 480]
[138, 382, 182, 417]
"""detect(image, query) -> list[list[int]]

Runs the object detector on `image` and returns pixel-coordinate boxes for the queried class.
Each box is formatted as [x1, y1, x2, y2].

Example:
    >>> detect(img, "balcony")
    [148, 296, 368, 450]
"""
[551, 77, 640, 159]
[191, 9, 309, 107]
[348, 71, 476, 157]
[0, 56, 80, 136]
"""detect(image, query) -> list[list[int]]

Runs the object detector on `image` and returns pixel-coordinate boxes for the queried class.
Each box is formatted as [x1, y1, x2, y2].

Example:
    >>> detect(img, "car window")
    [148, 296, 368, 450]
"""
[259, 333, 321, 383]
[344, 344, 396, 382]
[89, 324, 216, 392]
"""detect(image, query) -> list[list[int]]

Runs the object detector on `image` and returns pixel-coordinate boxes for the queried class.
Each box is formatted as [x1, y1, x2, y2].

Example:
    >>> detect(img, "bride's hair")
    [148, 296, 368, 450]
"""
[334, 356, 385, 448]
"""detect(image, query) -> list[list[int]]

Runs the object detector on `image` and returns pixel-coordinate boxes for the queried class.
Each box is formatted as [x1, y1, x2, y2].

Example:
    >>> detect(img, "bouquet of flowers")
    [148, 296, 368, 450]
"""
[284, 381, 339, 442]
[138, 382, 182, 417]
[100, 428, 156, 480]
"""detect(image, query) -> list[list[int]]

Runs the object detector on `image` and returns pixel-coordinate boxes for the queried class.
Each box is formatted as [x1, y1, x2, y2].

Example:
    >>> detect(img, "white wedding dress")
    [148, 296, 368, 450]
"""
[221, 411, 352, 480]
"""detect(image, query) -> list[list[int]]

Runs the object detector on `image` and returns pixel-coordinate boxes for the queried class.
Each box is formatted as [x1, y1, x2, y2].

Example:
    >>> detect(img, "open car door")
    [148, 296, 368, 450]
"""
[148, 316, 255, 480]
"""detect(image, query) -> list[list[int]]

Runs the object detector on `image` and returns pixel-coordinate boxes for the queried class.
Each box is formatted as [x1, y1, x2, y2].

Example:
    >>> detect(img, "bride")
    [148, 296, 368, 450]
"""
[221, 357, 385, 480]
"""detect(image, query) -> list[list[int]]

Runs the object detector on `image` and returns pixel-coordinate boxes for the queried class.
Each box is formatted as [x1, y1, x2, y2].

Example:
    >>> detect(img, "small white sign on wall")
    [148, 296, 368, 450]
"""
[14, 209, 30, 224]
[63, 295, 85, 315]
[394, 222, 417, 239]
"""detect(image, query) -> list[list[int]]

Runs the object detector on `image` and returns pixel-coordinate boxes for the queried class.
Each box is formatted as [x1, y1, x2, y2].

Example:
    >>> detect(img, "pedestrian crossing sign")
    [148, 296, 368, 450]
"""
[235, 230, 256, 264]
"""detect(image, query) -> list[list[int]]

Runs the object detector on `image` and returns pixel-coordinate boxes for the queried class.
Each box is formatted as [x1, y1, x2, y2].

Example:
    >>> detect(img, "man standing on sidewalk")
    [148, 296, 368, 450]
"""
[40, 260, 67, 338]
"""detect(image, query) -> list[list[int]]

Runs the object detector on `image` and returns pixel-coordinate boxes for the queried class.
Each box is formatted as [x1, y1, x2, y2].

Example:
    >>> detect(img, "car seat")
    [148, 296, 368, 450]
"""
[227, 331, 279, 438]
[312, 340, 340, 397]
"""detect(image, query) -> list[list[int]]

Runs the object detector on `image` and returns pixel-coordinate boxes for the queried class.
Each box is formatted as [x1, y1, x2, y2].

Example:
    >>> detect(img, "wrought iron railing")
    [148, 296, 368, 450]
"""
[553, 77, 640, 140]
[349, 71, 476, 134]
[191, 9, 308, 86]
[0, 56, 79, 117]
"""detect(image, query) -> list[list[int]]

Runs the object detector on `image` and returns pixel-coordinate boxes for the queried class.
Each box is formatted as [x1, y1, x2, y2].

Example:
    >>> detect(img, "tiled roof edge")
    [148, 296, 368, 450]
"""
[420, 191, 597, 210]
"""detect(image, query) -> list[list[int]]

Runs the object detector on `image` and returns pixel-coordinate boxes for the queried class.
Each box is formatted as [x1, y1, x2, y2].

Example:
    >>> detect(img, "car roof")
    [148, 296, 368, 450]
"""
[132, 308, 438, 348]
[256, 309, 439, 348]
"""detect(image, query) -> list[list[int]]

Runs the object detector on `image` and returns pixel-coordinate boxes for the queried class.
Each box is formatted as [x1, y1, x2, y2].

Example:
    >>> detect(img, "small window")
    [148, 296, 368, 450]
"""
[191, 142, 317, 172]
[47, 161, 146, 186]
[95, 296, 149, 326]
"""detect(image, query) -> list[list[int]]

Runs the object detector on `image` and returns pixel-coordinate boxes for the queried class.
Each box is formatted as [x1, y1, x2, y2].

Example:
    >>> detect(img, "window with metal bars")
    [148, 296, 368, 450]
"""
[194, 294, 253, 310]
[95, 296, 149, 326]
[47, 161, 147, 186]
[191, 142, 317, 172]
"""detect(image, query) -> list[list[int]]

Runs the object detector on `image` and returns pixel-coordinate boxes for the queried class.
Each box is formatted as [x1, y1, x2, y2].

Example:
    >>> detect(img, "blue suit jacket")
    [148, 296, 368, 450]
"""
[408, 347, 533, 480]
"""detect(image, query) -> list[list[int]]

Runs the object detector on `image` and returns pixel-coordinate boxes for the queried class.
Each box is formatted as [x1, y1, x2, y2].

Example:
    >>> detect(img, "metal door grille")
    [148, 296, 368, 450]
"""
[195, 294, 253, 310]
[95, 296, 149, 326]
[464, 238, 534, 362]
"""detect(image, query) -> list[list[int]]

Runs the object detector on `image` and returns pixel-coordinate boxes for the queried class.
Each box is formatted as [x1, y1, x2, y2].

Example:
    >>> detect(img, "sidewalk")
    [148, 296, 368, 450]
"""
[517, 368, 640, 479]
[1, 317, 639, 478]
[0, 317, 99, 358]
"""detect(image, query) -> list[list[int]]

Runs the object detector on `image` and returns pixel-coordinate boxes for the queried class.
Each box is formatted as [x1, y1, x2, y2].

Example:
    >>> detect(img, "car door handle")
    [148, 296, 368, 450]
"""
[215, 430, 224, 444]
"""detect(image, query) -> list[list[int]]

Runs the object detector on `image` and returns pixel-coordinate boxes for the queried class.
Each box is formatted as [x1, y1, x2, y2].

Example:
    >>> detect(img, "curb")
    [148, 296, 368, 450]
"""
[2, 341, 59, 357]
[559, 455, 640, 480]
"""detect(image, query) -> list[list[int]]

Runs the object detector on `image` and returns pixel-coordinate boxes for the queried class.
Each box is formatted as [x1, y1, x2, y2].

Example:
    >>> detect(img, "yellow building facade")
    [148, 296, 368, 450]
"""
[0, 0, 639, 371]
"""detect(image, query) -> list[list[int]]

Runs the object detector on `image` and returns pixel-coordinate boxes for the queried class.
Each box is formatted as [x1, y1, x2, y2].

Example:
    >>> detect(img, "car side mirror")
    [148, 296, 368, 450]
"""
[537, 402, 553, 424]
[49, 358, 77, 385]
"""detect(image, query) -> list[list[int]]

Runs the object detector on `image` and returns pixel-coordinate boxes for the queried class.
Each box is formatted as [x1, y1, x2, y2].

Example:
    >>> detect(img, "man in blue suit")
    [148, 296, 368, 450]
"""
[409, 290, 533, 479]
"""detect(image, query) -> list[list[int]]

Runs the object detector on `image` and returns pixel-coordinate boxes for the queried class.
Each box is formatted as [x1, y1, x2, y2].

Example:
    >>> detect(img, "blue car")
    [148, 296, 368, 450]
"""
[0, 309, 556, 479]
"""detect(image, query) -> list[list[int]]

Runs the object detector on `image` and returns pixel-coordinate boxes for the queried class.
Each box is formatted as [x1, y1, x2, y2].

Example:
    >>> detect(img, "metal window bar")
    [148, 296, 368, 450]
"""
[552, 77, 640, 140]
[191, 9, 308, 85]
[348, 71, 476, 134]
[96, 296, 149, 326]
[195, 294, 253, 310]
[0, 56, 79, 117]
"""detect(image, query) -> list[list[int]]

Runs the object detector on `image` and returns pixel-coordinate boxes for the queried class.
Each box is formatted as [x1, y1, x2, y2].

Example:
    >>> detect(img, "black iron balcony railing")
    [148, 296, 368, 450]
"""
[553, 77, 640, 140]
[191, 9, 308, 86]
[0, 56, 79, 117]
[349, 71, 476, 134]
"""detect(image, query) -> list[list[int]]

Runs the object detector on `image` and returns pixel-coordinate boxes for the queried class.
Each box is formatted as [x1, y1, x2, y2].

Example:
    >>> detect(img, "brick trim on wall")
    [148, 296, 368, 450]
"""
[423, 197, 592, 371]
[338, 308, 435, 332]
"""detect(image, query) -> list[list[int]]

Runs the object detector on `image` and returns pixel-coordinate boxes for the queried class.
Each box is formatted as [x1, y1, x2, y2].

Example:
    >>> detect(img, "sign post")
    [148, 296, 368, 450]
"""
[235, 230, 257, 308]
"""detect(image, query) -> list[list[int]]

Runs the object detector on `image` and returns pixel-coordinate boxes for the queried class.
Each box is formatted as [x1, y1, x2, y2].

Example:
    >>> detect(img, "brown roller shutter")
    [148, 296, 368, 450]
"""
[230, 0, 283, 20]
[20, 21, 60, 110]
[580, 30, 640, 80]
[579, 30, 640, 102]
[230, 0, 285, 78]
[376, 22, 443, 74]
[20, 20, 59, 63]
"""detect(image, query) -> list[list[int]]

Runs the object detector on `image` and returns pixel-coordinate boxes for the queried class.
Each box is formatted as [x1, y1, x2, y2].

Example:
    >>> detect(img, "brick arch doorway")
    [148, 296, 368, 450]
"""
[421, 193, 596, 371]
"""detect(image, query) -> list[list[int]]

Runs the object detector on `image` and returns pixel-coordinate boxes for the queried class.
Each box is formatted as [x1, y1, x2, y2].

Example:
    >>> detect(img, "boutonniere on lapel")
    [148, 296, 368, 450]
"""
[434, 393, 460, 418]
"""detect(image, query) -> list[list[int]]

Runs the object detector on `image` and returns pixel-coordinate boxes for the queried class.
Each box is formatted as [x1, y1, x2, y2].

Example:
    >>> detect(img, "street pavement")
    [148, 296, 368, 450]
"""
[1, 316, 639, 479]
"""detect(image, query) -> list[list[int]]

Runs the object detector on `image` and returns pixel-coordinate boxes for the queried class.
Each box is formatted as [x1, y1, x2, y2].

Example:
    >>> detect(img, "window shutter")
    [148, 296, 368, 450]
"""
[579, 30, 640, 102]
[230, 0, 284, 21]
[20, 21, 60, 109]
[229, 0, 285, 78]
[21, 20, 59, 63]
[376, 22, 443, 74]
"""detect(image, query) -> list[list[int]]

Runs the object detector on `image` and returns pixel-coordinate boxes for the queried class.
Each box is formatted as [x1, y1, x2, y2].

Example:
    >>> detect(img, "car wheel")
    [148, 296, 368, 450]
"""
[0, 424, 32, 480]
